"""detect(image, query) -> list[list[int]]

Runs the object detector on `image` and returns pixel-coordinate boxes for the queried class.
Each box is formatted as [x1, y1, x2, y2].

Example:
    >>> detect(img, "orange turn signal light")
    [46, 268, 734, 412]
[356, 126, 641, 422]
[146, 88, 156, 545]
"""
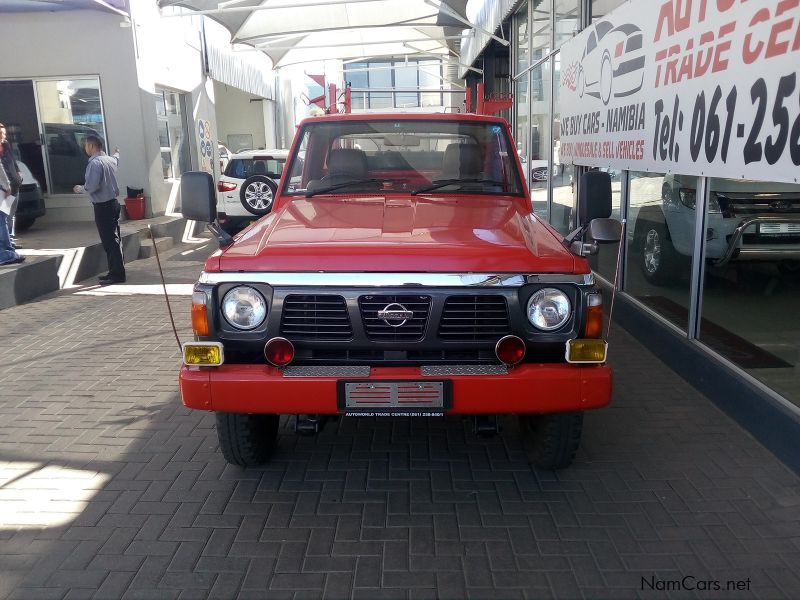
[584, 293, 603, 338]
[192, 291, 209, 336]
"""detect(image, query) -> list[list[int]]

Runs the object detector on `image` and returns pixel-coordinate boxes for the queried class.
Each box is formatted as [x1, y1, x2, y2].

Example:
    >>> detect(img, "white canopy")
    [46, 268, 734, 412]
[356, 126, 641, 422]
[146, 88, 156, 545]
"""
[0, 0, 128, 15]
[158, 0, 471, 67]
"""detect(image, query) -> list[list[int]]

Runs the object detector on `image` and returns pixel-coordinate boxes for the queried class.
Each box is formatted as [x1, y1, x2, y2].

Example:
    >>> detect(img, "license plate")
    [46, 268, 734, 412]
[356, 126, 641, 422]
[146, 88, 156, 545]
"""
[338, 380, 451, 416]
[759, 223, 800, 236]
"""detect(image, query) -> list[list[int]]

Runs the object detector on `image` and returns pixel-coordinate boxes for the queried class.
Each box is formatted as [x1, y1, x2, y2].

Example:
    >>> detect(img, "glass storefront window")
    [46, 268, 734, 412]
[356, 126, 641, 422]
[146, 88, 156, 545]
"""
[554, 0, 580, 49]
[156, 88, 191, 179]
[529, 61, 551, 221]
[36, 78, 106, 195]
[591, 0, 627, 22]
[367, 66, 392, 109]
[551, 52, 573, 235]
[419, 61, 443, 108]
[514, 4, 529, 75]
[515, 77, 529, 185]
[531, 0, 552, 61]
[393, 61, 419, 108]
[698, 179, 800, 407]
[625, 172, 698, 332]
[346, 63, 368, 110]
[345, 60, 444, 109]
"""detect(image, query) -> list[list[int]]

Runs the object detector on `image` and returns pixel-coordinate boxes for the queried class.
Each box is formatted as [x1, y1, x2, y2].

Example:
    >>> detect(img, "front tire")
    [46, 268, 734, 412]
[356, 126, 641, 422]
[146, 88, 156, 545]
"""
[639, 219, 681, 286]
[14, 217, 35, 232]
[519, 412, 583, 470]
[216, 412, 279, 467]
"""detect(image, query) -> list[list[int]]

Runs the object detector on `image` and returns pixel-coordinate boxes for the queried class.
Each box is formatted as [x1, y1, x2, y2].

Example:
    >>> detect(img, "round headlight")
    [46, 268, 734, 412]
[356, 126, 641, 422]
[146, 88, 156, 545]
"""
[222, 286, 267, 330]
[527, 288, 571, 331]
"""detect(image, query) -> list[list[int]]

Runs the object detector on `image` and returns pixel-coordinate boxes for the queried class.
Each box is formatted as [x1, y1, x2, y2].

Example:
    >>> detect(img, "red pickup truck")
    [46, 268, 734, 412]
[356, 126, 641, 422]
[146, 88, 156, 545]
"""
[179, 113, 619, 469]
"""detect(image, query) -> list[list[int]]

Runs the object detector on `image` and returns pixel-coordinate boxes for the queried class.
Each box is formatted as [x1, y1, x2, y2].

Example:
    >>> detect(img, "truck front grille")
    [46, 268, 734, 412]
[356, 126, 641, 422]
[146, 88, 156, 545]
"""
[359, 295, 431, 342]
[438, 295, 511, 342]
[280, 294, 352, 340]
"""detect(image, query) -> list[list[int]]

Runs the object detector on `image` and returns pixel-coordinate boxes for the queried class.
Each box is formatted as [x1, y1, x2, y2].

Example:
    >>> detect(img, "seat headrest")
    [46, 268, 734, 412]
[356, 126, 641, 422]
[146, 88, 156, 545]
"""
[251, 160, 267, 175]
[442, 144, 482, 178]
[328, 148, 368, 179]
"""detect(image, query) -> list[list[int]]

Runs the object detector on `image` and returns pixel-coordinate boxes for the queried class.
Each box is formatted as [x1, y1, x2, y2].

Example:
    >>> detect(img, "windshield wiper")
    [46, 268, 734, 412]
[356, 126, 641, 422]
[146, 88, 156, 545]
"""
[411, 178, 507, 195]
[305, 178, 383, 198]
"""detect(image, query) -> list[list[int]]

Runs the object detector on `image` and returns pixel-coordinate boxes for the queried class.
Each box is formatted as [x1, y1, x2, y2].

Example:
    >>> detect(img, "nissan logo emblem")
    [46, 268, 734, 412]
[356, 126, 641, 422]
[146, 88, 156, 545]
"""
[377, 303, 414, 327]
[770, 200, 793, 211]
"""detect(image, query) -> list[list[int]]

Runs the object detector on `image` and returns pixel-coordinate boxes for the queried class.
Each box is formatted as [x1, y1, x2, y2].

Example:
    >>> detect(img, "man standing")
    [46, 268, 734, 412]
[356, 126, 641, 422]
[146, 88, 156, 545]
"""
[0, 146, 23, 265]
[73, 134, 125, 285]
[0, 123, 22, 248]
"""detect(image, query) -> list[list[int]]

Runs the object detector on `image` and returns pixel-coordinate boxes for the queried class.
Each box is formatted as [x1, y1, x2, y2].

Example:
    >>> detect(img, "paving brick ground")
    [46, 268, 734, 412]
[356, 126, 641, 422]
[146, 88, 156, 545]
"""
[1, 242, 799, 599]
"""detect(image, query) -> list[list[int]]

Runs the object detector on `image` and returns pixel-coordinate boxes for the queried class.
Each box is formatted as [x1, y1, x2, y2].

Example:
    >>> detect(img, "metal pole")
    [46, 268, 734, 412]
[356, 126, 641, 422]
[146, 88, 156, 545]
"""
[688, 176, 709, 339]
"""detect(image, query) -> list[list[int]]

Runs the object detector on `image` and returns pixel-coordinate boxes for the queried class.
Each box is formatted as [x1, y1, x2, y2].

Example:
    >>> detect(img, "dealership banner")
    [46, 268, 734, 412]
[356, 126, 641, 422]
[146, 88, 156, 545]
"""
[558, 0, 800, 183]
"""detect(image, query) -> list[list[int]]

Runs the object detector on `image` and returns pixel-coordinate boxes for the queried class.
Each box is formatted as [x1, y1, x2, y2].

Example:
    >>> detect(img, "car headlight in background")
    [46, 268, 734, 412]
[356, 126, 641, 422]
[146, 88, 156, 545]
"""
[676, 187, 722, 213]
[527, 288, 571, 331]
[222, 286, 267, 330]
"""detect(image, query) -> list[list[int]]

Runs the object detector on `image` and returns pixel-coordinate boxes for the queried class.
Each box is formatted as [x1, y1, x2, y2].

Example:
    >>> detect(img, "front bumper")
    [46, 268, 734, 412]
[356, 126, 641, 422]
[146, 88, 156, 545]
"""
[710, 215, 800, 266]
[179, 363, 612, 414]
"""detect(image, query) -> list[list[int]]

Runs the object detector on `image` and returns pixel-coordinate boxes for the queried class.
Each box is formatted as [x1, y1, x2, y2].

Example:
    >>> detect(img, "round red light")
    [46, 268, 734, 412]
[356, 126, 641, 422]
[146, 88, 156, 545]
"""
[264, 337, 295, 367]
[495, 335, 526, 366]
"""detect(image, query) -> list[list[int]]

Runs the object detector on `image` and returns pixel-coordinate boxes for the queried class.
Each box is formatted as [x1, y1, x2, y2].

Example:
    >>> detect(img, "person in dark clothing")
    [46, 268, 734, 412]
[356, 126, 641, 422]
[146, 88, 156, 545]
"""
[0, 123, 22, 248]
[73, 134, 125, 285]
[0, 142, 23, 265]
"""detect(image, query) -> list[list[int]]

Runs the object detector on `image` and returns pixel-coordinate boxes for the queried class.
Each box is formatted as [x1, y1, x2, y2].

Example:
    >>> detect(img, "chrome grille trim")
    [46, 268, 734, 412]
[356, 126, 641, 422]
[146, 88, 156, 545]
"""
[199, 272, 595, 287]
[420, 365, 508, 376]
[282, 366, 371, 377]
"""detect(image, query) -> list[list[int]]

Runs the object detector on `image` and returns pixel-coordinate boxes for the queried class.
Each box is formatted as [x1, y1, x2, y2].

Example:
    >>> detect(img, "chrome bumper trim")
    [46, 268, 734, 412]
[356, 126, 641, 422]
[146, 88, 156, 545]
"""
[714, 215, 800, 267]
[282, 365, 371, 378]
[198, 272, 594, 287]
[420, 364, 508, 376]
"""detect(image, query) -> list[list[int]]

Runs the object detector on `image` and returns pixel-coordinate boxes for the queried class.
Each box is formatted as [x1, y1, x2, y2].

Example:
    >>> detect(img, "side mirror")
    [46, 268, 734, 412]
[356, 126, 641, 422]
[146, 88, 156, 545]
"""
[180, 171, 234, 248]
[588, 217, 622, 243]
[577, 171, 612, 226]
[180, 171, 215, 222]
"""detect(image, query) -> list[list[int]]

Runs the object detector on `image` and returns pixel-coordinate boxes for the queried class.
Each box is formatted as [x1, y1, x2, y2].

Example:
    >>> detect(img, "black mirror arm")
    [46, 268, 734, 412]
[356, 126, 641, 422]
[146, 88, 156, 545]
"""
[207, 222, 234, 249]
[563, 225, 586, 246]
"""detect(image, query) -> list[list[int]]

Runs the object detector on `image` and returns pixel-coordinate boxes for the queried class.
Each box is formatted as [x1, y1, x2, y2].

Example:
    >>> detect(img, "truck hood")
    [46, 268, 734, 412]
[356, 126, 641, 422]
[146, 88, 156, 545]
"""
[210, 195, 582, 274]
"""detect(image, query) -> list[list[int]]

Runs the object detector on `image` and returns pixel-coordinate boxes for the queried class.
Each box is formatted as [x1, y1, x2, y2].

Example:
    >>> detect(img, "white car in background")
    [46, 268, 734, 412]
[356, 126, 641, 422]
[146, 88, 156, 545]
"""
[216, 149, 289, 233]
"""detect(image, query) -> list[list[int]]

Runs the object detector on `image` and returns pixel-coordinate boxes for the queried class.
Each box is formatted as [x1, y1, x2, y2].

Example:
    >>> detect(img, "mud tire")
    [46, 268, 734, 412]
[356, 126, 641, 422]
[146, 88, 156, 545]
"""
[216, 412, 279, 467]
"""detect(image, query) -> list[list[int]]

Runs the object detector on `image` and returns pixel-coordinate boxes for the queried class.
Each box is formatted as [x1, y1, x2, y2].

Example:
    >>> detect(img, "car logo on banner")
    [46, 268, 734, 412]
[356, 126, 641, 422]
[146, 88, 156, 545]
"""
[577, 21, 645, 106]
[377, 303, 414, 327]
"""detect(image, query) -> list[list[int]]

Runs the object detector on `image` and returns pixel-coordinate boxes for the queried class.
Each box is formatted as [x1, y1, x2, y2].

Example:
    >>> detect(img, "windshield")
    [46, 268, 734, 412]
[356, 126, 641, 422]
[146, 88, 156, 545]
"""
[282, 119, 524, 197]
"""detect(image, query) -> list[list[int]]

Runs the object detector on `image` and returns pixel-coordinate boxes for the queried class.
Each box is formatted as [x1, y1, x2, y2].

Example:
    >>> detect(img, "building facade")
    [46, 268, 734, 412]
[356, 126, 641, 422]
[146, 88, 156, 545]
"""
[462, 0, 800, 442]
[0, 3, 277, 223]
